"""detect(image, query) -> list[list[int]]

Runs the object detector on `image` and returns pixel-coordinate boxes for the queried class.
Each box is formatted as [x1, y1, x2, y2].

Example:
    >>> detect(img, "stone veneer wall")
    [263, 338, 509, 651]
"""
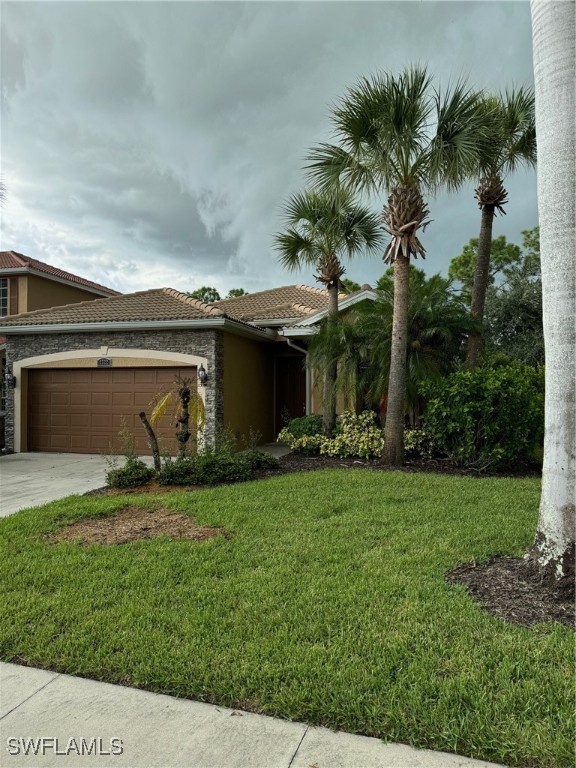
[4, 329, 224, 452]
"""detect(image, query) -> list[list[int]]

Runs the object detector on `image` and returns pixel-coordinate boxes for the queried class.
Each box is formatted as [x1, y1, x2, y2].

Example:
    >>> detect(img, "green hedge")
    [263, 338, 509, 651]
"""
[422, 364, 544, 470]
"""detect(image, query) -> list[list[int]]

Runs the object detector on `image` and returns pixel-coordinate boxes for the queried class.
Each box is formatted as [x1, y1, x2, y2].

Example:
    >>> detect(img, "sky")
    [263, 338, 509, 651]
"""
[0, 1, 537, 297]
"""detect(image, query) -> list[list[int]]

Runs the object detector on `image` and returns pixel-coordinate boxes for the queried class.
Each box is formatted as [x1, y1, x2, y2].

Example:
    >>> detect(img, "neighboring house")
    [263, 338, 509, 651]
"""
[0, 251, 120, 448]
[0, 282, 375, 455]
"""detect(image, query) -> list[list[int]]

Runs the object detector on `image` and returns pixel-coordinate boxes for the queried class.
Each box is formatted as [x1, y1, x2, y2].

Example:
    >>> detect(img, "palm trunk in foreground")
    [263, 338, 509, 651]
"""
[528, 0, 575, 584]
[322, 284, 339, 435]
[466, 204, 495, 368]
[383, 254, 410, 465]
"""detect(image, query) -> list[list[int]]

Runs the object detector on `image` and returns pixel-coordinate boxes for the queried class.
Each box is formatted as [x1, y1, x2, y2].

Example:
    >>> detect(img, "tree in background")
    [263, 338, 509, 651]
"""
[466, 88, 537, 368]
[188, 286, 221, 304]
[484, 227, 543, 366]
[449, 235, 521, 304]
[341, 278, 362, 294]
[226, 288, 247, 298]
[275, 186, 383, 435]
[528, 0, 574, 585]
[307, 67, 486, 464]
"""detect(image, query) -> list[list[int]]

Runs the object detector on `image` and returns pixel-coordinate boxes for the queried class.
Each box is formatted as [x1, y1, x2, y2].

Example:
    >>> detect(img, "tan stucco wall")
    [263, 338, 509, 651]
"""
[223, 333, 274, 445]
[22, 275, 105, 313]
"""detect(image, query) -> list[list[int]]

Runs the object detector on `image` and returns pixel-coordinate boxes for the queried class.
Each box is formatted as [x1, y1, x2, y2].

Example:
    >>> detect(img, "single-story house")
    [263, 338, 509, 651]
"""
[0, 283, 375, 455]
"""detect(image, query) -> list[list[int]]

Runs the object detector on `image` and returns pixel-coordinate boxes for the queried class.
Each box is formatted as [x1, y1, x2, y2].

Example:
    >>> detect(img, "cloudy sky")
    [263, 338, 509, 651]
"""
[1, 1, 537, 297]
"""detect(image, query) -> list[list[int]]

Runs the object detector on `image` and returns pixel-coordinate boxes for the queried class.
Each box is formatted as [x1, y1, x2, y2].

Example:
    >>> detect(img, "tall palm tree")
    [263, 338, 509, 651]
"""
[275, 186, 383, 435]
[307, 67, 486, 464]
[528, 0, 575, 584]
[466, 89, 537, 368]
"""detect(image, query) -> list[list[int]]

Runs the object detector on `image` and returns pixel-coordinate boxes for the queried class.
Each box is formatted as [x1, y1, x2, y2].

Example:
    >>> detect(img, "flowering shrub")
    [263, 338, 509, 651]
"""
[322, 410, 384, 459]
[278, 410, 384, 459]
[277, 428, 324, 454]
[404, 429, 437, 459]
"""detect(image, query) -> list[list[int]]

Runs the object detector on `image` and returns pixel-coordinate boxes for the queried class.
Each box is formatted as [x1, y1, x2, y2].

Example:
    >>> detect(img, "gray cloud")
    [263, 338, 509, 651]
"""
[1, 1, 536, 295]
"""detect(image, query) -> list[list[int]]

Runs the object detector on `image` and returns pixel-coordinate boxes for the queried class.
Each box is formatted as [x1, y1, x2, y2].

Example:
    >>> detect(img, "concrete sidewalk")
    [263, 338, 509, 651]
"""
[0, 663, 503, 768]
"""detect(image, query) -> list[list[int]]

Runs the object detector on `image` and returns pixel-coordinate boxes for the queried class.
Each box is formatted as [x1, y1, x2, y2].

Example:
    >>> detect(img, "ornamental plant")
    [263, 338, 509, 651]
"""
[421, 363, 544, 470]
[278, 411, 384, 460]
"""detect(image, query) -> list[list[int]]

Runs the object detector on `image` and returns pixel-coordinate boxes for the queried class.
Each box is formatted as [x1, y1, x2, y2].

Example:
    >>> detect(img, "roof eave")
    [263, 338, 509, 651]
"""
[295, 289, 377, 327]
[0, 318, 276, 340]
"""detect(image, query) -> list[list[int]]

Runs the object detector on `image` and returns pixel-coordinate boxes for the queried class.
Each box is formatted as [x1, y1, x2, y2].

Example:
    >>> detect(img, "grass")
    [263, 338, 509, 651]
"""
[0, 470, 573, 767]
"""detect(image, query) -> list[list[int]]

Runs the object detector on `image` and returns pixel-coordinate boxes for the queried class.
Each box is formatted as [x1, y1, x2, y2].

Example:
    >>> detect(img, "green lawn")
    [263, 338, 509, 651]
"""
[0, 470, 573, 767]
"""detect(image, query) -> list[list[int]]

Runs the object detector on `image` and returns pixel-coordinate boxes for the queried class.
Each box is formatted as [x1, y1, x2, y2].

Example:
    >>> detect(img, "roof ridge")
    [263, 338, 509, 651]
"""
[296, 284, 326, 296]
[161, 288, 224, 316]
[292, 303, 317, 315]
[1, 286, 164, 322]
[0, 250, 119, 295]
[215, 284, 309, 304]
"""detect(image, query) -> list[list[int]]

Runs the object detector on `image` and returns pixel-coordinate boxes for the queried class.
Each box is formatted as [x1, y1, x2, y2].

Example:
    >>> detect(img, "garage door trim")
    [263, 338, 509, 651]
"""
[13, 349, 208, 452]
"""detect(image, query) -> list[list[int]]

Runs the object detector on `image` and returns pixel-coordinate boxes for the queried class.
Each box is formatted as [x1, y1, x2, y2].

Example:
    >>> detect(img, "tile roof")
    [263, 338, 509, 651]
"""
[0, 288, 225, 326]
[0, 251, 120, 296]
[215, 285, 344, 322]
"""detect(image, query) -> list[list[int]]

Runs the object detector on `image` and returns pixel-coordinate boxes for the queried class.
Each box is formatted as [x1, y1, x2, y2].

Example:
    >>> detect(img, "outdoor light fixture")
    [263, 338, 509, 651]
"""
[197, 364, 208, 385]
[3, 368, 16, 389]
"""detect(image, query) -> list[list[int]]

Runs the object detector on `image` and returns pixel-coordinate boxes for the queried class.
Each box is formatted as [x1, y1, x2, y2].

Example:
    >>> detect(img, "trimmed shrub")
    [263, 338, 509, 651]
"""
[157, 453, 253, 486]
[404, 429, 438, 459]
[242, 450, 280, 471]
[194, 453, 253, 485]
[321, 410, 384, 459]
[157, 458, 198, 486]
[106, 457, 154, 488]
[279, 410, 384, 459]
[281, 414, 323, 439]
[422, 364, 544, 470]
[277, 429, 324, 455]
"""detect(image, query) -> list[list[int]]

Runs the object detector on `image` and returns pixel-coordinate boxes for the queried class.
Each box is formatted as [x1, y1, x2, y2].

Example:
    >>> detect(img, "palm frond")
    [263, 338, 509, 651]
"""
[150, 392, 173, 426]
[427, 80, 487, 192]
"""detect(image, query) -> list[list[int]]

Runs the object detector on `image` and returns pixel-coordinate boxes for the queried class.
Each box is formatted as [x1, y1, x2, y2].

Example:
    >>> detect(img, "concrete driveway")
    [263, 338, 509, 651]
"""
[0, 453, 137, 517]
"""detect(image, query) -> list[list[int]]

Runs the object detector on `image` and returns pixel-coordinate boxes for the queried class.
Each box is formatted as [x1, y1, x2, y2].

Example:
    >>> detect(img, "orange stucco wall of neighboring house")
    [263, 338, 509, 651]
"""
[223, 332, 274, 446]
[21, 275, 106, 313]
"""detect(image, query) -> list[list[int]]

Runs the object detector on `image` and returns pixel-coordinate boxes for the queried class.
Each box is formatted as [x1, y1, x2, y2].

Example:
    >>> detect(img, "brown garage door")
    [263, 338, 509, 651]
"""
[28, 367, 197, 454]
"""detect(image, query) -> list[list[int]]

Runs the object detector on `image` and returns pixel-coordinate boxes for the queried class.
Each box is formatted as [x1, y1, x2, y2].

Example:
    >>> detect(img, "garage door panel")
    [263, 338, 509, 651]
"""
[112, 392, 133, 407]
[29, 367, 196, 454]
[71, 392, 91, 406]
[49, 392, 70, 408]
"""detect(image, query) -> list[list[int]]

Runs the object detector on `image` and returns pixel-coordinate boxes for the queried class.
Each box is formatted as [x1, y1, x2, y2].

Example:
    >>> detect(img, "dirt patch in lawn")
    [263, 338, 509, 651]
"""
[50, 506, 230, 546]
[447, 555, 574, 629]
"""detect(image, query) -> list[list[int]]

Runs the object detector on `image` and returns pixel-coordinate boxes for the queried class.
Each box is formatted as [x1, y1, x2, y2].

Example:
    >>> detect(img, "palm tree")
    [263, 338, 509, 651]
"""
[308, 268, 472, 426]
[528, 0, 575, 584]
[275, 186, 383, 434]
[466, 89, 537, 368]
[307, 67, 486, 464]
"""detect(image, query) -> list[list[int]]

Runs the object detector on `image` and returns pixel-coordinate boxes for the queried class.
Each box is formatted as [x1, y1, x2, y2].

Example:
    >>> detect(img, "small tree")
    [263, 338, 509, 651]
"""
[275, 186, 383, 435]
[226, 288, 247, 298]
[145, 375, 206, 461]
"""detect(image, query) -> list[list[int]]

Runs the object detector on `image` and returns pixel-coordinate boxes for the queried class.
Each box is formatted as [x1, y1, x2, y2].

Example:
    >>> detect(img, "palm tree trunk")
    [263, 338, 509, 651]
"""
[382, 254, 410, 465]
[466, 204, 495, 368]
[528, 0, 575, 585]
[322, 284, 339, 435]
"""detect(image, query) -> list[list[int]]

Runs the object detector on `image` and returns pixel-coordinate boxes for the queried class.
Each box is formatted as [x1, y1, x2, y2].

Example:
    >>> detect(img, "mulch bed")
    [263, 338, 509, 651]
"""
[447, 556, 575, 629]
[48, 505, 230, 546]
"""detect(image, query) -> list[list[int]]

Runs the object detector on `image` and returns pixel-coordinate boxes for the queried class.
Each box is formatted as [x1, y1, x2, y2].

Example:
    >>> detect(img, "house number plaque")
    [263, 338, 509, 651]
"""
[97, 358, 112, 367]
